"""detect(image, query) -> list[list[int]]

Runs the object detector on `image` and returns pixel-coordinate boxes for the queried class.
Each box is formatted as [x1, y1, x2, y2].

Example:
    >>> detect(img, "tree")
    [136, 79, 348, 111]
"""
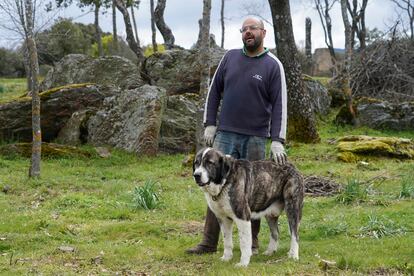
[196, 0, 211, 150]
[346, 0, 368, 50]
[112, 0, 118, 50]
[128, 0, 140, 45]
[150, 0, 157, 53]
[0, 0, 44, 177]
[268, 0, 320, 143]
[154, 0, 175, 49]
[390, 0, 414, 40]
[114, 0, 144, 63]
[339, 0, 358, 125]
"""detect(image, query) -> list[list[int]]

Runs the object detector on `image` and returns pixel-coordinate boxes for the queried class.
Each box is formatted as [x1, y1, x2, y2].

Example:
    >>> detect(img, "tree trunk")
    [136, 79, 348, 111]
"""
[130, 4, 139, 44]
[196, 0, 211, 150]
[220, 0, 225, 48]
[150, 0, 157, 53]
[339, 0, 358, 125]
[114, 0, 144, 63]
[94, 4, 103, 57]
[112, 0, 118, 51]
[154, 0, 175, 49]
[24, 0, 41, 177]
[305, 17, 312, 75]
[268, 0, 320, 143]
[23, 46, 32, 92]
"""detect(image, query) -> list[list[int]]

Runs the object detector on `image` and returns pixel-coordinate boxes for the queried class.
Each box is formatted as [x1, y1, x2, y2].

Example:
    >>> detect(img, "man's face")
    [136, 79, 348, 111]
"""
[241, 19, 266, 52]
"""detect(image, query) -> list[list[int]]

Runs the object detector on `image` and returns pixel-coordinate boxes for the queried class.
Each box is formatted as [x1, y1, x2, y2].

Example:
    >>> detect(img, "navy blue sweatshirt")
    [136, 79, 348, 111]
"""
[203, 48, 287, 143]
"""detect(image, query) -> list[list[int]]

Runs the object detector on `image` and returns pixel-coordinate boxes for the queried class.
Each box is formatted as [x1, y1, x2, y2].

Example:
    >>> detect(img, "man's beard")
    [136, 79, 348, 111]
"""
[243, 36, 262, 52]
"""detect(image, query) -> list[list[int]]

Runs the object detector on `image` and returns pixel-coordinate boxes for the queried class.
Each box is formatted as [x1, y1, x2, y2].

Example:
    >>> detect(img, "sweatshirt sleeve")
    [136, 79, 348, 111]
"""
[203, 52, 228, 126]
[269, 58, 287, 143]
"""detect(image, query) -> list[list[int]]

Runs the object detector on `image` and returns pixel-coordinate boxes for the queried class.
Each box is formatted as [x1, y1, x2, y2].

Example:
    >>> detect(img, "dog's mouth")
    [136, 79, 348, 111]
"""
[194, 175, 208, 187]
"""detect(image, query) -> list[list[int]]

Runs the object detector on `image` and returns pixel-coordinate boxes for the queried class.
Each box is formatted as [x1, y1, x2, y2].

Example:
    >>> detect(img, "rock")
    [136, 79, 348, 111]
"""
[336, 135, 414, 162]
[356, 98, 414, 131]
[159, 93, 199, 153]
[56, 110, 91, 145]
[0, 142, 93, 159]
[143, 48, 226, 95]
[40, 54, 143, 91]
[303, 76, 331, 116]
[58, 246, 75, 253]
[2, 185, 10, 194]
[0, 84, 113, 142]
[87, 85, 167, 156]
[95, 147, 111, 158]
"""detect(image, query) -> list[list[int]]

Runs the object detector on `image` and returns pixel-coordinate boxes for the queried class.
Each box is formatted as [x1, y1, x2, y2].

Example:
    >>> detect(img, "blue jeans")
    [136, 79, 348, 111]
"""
[213, 131, 266, 161]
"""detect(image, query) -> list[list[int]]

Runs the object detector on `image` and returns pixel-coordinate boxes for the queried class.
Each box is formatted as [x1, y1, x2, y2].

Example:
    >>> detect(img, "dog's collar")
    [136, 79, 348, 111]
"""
[212, 179, 227, 201]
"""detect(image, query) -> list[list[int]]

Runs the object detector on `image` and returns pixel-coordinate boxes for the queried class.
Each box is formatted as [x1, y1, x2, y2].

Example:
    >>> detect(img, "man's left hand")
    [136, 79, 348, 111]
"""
[271, 141, 287, 165]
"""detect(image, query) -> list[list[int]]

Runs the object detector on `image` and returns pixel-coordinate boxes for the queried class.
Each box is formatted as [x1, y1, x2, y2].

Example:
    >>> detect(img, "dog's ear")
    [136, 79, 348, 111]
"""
[219, 155, 231, 182]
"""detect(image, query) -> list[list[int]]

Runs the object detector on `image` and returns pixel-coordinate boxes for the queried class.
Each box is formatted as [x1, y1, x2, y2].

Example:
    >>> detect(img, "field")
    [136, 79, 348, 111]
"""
[0, 79, 413, 275]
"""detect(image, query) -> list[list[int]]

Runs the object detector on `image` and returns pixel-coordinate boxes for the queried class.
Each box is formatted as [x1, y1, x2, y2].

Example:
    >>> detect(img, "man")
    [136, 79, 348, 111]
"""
[186, 17, 288, 255]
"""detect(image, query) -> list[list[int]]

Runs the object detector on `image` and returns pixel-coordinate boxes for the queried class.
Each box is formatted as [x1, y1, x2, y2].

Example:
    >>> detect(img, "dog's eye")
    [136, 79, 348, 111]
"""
[205, 160, 214, 165]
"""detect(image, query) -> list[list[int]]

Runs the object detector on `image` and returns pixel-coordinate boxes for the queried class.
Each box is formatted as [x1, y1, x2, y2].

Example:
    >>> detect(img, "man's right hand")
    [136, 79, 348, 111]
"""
[204, 126, 217, 146]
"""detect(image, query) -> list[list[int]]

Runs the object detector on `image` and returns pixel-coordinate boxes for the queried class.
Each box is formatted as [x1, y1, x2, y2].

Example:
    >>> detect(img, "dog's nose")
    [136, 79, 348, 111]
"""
[193, 173, 201, 182]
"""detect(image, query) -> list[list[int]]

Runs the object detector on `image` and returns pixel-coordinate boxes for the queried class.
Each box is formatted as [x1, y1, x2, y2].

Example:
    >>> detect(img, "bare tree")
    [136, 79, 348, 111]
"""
[94, 1, 103, 56]
[114, 0, 144, 62]
[112, 0, 118, 50]
[390, 0, 414, 40]
[196, 0, 211, 150]
[150, 0, 157, 52]
[241, 1, 273, 26]
[339, 0, 358, 125]
[154, 0, 175, 49]
[314, 0, 338, 70]
[346, 0, 368, 50]
[129, 0, 140, 44]
[268, 0, 320, 143]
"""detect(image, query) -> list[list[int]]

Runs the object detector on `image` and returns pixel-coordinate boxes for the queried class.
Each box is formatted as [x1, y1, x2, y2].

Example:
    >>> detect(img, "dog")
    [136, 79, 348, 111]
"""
[193, 147, 304, 267]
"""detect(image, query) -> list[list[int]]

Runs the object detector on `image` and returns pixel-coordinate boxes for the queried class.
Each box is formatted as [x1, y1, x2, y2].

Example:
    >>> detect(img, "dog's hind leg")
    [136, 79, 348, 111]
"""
[263, 215, 280, 255]
[219, 217, 233, 262]
[284, 178, 303, 260]
[234, 218, 252, 267]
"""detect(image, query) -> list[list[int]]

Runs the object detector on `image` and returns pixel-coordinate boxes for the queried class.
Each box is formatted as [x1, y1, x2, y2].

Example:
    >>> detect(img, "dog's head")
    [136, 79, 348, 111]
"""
[193, 147, 232, 187]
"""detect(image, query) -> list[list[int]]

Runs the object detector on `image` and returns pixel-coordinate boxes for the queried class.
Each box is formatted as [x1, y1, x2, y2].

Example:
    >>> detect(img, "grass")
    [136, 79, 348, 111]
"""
[0, 78, 26, 102]
[0, 79, 413, 274]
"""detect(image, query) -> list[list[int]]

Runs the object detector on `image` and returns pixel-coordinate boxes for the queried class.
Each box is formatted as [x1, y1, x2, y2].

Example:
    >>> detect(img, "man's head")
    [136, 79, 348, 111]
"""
[241, 17, 266, 54]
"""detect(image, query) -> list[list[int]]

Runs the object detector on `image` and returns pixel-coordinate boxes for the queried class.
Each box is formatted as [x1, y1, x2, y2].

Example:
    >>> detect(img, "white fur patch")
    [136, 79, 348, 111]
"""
[251, 202, 283, 220]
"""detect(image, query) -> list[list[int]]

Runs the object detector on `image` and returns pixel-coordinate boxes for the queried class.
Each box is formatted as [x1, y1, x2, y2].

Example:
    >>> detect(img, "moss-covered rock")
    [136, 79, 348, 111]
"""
[0, 142, 93, 159]
[336, 135, 414, 162]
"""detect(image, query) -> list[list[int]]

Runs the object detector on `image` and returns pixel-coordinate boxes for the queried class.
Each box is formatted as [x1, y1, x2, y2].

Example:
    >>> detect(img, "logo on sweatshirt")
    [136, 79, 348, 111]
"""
[253, 74, 263, 81]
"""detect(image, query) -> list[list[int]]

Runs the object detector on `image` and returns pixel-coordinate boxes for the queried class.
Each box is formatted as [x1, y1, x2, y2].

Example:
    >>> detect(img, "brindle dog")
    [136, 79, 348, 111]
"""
[193, 147, 304, 267]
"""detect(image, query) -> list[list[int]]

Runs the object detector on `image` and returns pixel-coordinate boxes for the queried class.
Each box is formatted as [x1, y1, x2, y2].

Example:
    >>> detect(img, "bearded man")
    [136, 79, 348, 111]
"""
[186, 17, 288, 255]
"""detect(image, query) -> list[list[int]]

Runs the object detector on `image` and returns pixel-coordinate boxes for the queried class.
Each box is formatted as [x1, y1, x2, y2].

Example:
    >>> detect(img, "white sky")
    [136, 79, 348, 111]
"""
[0, 0, 403, 52]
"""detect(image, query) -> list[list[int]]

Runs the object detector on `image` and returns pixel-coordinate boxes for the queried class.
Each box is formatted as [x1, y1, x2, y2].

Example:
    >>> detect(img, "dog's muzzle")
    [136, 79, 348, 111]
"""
[193, 173, 207, 187]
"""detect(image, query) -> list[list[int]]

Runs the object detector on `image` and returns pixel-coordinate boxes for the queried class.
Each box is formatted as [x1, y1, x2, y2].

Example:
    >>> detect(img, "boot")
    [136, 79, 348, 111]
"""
[251, 219, 261, 255]
[186, 207, 220, 254]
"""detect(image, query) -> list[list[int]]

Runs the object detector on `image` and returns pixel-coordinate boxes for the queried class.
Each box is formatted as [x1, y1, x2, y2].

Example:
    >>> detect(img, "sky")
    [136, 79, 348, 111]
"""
[0, 0, 404, 53]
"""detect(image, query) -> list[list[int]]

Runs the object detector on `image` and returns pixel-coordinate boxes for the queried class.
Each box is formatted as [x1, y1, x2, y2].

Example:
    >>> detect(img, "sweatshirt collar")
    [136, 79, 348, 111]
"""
[242, 47, 269, 58]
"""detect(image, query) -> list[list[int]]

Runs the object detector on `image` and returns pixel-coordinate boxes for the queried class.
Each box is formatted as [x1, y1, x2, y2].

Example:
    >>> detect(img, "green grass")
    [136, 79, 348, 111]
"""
[0, 80, 413, 274]
[0, 78, 27, 102]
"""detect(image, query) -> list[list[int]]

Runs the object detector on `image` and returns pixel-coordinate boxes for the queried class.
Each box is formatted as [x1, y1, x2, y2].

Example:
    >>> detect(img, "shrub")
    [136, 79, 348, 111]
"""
[0, 84, 5, 93]
[336, 178, 368, 204]
[399, 174, 414, 199]
[132, 179, 161, 210]
[359, 214, 407, 239]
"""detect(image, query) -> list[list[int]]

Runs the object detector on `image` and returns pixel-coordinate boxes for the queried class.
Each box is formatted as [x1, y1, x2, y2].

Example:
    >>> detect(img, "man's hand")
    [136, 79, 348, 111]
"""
[271, 141, 287, 165]
[204, 126, 217, 146]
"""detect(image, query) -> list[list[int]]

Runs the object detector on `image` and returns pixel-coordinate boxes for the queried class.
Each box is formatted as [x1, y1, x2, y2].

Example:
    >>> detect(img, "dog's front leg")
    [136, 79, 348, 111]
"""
[234, 218, 252, 267]
[219, 217, 233, 261]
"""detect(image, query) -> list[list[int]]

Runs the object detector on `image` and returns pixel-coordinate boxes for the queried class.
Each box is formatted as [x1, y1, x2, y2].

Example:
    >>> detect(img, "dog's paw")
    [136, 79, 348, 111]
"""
[288, 251, 299, 260]
[235, 261, 249, 267]
[220, 254, 233, 262]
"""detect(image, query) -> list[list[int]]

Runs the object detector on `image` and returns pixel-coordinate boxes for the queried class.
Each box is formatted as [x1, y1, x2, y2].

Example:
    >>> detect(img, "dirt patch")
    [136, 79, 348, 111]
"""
[180, 220, 204, 235]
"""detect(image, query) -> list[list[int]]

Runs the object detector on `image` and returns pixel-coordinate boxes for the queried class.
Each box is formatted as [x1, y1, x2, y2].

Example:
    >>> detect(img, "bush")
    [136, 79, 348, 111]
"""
[359, 214, 407, 239]
[0, 84, 5, 93]
[399, 174, 414, 199]
[132, 179, 161, 210]
[336, 178, 368, 204]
